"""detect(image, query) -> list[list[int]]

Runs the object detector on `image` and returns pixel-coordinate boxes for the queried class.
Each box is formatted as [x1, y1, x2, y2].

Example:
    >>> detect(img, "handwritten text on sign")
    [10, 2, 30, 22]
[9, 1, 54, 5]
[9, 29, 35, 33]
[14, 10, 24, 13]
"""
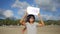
[27, 6, 40, 15]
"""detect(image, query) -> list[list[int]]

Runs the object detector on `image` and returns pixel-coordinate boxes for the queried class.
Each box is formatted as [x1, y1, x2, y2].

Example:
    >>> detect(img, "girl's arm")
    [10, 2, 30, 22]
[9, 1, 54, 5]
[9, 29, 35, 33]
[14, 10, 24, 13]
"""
[20, 12, 27, 26]
[38, 14, 45, 27]
[22, 26, 26, 34]
[20, 11, 27, 34]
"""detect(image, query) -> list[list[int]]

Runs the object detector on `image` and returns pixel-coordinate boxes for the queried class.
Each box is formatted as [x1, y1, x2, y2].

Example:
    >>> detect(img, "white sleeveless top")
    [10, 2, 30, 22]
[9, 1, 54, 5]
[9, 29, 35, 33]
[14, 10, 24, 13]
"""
[26, 22, 38, 34]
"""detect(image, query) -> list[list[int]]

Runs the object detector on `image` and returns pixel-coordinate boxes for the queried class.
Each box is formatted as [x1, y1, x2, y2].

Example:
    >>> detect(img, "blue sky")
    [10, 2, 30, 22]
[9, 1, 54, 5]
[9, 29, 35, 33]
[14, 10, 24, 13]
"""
[0, 0, 60, 20]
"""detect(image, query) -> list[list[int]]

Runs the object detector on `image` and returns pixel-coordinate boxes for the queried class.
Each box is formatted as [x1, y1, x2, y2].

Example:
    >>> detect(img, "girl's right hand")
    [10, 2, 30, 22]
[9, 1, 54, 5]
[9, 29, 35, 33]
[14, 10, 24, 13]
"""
[25, 10, 28, 15]
[23, 11, 28, 18]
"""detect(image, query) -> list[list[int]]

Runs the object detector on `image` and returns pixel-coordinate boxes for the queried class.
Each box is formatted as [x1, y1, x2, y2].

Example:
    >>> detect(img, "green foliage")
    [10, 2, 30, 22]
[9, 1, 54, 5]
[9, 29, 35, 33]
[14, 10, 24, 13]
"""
[0, 18, 20, 26]
[44, 20, 60, 25]
[0, 18, 60, 26]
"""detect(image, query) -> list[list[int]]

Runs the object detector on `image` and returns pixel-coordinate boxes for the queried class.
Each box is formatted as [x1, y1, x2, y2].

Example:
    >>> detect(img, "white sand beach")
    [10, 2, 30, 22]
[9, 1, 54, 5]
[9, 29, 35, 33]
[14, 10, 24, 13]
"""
[0, 25, 60, 34]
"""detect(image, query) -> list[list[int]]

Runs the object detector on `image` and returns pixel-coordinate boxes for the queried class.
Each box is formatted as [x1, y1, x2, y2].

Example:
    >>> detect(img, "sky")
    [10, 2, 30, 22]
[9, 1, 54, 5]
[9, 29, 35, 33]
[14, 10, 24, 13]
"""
[0, 0, 60, 20]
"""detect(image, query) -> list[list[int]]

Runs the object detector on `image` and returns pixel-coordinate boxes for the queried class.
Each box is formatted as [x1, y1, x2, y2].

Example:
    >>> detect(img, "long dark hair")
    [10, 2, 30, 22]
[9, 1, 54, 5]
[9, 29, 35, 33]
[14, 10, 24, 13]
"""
[26, 14, 35, 22]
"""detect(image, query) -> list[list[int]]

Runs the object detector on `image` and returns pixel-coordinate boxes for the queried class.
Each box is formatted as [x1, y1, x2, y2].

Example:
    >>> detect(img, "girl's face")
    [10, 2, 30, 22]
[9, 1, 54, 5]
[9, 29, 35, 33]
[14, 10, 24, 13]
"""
[29, 17, 34, 23]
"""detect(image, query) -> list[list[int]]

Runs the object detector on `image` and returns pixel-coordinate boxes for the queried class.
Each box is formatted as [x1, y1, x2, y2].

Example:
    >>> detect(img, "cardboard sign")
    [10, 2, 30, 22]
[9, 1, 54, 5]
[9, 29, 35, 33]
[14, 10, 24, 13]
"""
[27, 6, 40, 15]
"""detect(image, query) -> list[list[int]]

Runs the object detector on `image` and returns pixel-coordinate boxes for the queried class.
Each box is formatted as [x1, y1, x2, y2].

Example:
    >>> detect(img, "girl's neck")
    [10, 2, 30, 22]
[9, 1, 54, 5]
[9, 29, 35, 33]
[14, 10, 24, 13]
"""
[29, 22, 34, 24]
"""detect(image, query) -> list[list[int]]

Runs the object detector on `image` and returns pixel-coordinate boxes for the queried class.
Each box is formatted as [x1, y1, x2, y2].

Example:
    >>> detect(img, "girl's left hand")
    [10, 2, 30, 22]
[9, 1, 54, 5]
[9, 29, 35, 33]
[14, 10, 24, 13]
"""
[38, 13, 40, 17]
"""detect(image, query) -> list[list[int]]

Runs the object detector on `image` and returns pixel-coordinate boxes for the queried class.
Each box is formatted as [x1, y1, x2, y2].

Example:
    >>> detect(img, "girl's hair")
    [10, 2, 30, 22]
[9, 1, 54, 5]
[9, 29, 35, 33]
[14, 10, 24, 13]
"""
[26, 14, 35, 22]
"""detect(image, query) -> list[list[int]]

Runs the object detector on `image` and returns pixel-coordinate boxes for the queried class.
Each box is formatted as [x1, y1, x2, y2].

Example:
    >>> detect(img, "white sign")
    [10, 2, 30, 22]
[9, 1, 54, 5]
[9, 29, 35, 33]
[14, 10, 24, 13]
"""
[27, 6, 40, 15]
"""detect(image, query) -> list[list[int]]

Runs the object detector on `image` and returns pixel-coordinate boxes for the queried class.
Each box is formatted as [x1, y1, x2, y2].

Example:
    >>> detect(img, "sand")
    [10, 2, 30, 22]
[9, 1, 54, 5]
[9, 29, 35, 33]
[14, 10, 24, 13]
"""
[0, 25, 60, 34]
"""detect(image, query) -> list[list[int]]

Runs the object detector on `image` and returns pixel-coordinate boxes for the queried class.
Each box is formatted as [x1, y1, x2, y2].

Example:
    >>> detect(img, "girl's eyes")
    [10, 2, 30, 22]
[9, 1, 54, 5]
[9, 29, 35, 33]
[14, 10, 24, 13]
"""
[30, 18, 33, 19]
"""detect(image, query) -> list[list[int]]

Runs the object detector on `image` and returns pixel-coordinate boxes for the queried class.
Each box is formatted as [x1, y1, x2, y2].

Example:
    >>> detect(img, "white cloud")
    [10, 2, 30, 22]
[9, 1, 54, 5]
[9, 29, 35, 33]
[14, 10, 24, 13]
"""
[34, 0, 60, 11]
[40, 14, 52, 20]
[34, 0, 60, 20]
[0, 9, 6, 19]
[3, 10, 14, 18]
[11, 0, 60, 20]
[41, 14, 60, 20]
[18, 9, 26, 15]
[11, 0, 30, 9]
[52, 6, 56, 11]
[14, 16, 19, 19]
[35, 0, 51, 6]
[11, 0, 31, 18]
[33, 14, 60, 20]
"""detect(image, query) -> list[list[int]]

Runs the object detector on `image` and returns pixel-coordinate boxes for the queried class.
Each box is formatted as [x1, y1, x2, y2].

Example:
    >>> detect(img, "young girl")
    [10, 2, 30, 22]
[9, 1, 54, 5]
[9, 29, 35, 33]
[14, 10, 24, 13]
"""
[20, 12, 45, 34]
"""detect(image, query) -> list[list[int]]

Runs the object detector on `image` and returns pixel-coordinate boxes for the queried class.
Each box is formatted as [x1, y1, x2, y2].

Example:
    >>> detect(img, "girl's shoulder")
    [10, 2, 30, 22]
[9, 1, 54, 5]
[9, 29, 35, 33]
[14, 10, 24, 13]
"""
[34, 22, 39, 25]
[34, 22, 37, 23]
[25, 22, 29, 24]
[25, 22, 38, 25]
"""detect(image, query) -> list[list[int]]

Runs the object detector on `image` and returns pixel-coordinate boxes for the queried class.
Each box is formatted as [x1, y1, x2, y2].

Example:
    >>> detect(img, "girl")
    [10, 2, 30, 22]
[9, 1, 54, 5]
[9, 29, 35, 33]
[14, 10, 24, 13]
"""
[20, 12, 45, 34]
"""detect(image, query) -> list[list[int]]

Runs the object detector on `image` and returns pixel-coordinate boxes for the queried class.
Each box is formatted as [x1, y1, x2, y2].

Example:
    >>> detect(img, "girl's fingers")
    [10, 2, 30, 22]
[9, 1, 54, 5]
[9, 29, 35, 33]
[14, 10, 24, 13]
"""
[38, 13, 40, 17]
[25, 10, 28, 15]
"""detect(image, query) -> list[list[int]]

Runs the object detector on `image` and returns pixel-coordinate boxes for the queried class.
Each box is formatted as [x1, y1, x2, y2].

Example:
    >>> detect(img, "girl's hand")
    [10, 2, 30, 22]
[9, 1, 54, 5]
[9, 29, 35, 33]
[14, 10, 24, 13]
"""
[23, 11, 28, 19]
[25, 10, 28, 15]
[38, 13, 41, 17]
[38, 13, 45, 26]
[20, 11, 28, 25]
